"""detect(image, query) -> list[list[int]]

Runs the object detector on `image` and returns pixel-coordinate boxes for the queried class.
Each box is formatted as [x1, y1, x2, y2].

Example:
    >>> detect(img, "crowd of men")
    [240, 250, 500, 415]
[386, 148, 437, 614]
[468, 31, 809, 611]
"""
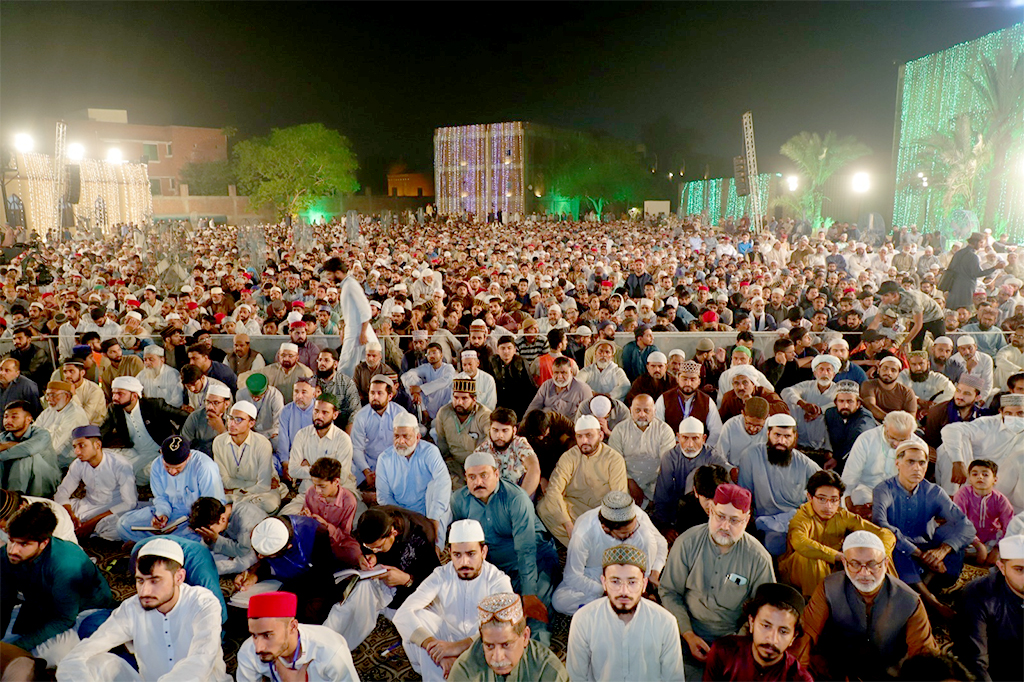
[0, 211, 1022, 681]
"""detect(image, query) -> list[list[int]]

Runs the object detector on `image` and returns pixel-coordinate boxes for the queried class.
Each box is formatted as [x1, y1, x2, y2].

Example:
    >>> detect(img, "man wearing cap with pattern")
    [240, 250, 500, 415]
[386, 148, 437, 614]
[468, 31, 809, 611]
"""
[54, 425, 137, 541]
[659, 483, 775, 678]
[655, 359, 723, 448]
[57, 537, 231, 682]
[60, 359, 106, 426]
[738, 414, 821, 556]
[394, 519, 514, 680]
[137, 345, 184, 408]
[793, 530, 937, 680]
[237, 590, 359, 682]
[821, 379, 878, 471]
[946, 334, 995, 400]
[554, 491, 667, 615]
[433, 374, 492, 484]
[537, 414, 628, 547]
[577, 337, 631, 401]
[235, 372, 284, 451]
[608, 394, 676, 507]
[242, 342, 314, 404]
[781, 354, 841, 452]
[117, 436, 226, 542]
[956, 533, 1024, 682]
[100, 374, 188, 484]
[567, 543, 685, 682]
[35, 380, 90, 468]
[938, 393, 1024, 512]
[281, 392, 356, 515]
[211, 401, 281, 514]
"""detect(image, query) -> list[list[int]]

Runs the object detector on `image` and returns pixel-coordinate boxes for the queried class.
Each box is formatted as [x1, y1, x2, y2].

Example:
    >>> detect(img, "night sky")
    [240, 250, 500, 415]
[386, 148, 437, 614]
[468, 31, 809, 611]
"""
[2, 2, 1021, 192]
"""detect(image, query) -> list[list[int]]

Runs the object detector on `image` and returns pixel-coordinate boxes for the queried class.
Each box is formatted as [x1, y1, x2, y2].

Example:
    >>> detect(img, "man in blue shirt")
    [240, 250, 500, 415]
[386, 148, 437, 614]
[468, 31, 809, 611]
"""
[622, 325, 659, 383]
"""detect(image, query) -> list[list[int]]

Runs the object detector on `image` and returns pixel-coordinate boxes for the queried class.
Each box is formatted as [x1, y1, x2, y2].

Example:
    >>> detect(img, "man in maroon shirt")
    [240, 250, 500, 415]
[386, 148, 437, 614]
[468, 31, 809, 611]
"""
[300, 457, 360, 567]
[703, 582, 812, 682]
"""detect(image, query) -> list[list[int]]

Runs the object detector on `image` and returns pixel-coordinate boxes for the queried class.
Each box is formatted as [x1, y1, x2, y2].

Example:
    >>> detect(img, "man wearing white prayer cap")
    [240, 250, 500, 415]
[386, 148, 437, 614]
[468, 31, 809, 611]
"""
[859, 354, 919, 422]
[623, 350, 674, 405]
[577, 339, 630, 401]
[947, 332, 995, 400]
[244, 339, 314, 403]
[393, 518, 514, 681]
[211, 400, 281, 514]
[537, 414, 629, 547]
[137, 342, 184, 408]
[781, 353, 841, 451]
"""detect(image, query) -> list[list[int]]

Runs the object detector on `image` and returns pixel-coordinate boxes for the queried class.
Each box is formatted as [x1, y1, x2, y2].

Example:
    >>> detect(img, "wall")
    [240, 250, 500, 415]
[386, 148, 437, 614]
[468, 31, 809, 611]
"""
[151, 184, 274, 223]
[387, 172, 434, 198]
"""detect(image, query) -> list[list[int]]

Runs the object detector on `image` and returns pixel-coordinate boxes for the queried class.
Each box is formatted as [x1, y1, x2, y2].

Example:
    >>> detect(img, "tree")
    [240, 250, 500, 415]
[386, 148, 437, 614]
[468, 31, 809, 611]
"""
[233, 123, 359, 218]
[779, 131, 871, 229]
[914, 113, 987, 214]
[179, 160, 235, 196]
[545, 135, 649, 219]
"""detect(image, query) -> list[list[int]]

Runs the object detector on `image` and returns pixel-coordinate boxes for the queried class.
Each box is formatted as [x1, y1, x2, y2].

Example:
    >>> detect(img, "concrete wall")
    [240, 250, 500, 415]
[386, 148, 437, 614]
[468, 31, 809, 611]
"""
[151, 184, 274, 223]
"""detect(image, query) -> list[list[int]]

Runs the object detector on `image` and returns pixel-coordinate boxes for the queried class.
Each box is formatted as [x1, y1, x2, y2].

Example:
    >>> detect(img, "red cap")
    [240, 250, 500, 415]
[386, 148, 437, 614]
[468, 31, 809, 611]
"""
[247, 591, 297, 619]
[713, 483, 752, 513]
[601, 281, 613, 288]
[186, 301, 199, 310]
[740, 280, 750, 287]
[292, 301, 305, 308]
[289, 320, 305, 329]
[214, 313, 226, 323]
[698, 285, 709, 291]
[126, 299, 140, 306]
[701, 310, 718, 323]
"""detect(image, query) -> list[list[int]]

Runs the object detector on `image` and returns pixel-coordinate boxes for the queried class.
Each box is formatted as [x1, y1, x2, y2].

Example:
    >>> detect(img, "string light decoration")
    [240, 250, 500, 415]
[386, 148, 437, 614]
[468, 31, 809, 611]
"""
[434, 122, 525, 216]
[685, 173, 774, 223]
[892, 23, 1024, 240]
[20, 152, 57, 237]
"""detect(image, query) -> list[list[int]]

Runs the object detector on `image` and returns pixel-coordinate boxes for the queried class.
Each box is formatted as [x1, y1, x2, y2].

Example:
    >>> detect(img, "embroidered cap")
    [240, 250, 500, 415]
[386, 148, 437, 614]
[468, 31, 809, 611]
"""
[602, 543, 647, 572]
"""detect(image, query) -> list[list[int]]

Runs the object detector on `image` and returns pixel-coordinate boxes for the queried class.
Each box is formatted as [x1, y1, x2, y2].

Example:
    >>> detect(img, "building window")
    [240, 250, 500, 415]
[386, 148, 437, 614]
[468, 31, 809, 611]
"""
[392, 187, 398, 197]
[417, 187, 423, 197]
[165, 143, 173, 157]
[150, 179, 162, 195]
[168, 177, 176, 190]
[142, 144, 159, 162]
[6, 195, 25, 228]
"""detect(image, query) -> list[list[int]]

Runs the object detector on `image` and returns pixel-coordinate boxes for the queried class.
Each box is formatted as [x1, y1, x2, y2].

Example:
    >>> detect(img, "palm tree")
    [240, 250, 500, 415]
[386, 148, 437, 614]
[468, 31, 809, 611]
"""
[779, 132, 871, 229]
[914, 113, 988, 213]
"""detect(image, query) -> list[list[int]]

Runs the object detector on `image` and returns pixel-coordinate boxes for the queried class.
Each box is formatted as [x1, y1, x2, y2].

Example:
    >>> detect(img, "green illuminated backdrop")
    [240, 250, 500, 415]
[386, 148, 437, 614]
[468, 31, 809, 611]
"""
[682, 174, 773, 225]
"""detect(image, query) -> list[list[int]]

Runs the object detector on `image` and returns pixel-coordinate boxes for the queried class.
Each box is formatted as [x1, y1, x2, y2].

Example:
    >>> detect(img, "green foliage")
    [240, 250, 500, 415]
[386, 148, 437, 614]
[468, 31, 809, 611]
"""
[233, 123, 359, 218]
[545, 135, 649, 218]
[779, 131, 871, 229]
[915, 113, 988, 213]
[179, 160, 235, 196]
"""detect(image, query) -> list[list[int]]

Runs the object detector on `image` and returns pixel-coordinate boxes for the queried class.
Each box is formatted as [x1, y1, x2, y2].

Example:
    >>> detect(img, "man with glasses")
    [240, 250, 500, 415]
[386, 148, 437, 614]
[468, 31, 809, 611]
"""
[779, 470, 895, 599]
[181, 383, 233, 457]
[35, 380, 90, 468]
[211, 401, 281, 514]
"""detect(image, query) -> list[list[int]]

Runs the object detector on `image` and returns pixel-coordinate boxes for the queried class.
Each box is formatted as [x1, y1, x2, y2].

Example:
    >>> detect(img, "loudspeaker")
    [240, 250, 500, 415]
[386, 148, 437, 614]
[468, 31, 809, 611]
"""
[67, 165, 81, 204]
[733, 156, 749, 197]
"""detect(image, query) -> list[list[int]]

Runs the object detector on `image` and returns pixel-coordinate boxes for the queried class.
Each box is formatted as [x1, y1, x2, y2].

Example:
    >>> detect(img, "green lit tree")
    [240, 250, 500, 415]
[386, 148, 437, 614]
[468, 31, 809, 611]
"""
[233, 123, 359, 218]
[779, 131, 871, 229]
[914, 113, 988, 214]
[179, 159, 235, 196]
[546, 136, 648, 219]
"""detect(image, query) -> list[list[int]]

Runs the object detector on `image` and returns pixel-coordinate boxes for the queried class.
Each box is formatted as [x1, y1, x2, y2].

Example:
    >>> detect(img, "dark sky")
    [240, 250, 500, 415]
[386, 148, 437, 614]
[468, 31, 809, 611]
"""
[2, 2, 1021, 191]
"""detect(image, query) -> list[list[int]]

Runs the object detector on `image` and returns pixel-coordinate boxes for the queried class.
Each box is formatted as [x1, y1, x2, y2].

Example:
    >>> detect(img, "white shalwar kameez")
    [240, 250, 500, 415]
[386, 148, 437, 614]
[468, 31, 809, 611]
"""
[235, 623, 360, 682]
[607, 419, 676, 503]
[713, 415, 762, 467]
[53, 450, 137, 540]
[338, 274, 378, 377]
[781, 380, 839, 450]
[938, 415, 1024, 512]
[841, 425, 927, 504]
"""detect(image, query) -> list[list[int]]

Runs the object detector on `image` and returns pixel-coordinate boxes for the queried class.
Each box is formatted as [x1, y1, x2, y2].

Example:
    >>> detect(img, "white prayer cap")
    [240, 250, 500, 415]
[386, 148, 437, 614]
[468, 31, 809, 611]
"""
[232, 401, 257, 420]
[165, 312, 182, 321]
[878, 355, 903, 368]
[828, 337, 849, 350]
[207, 383, 232, 399]
[957, 335, 977, 347]
[365, 341, 382, 352]
[668, 349, 685, 359]
[933, 336, 953, 347]
[251, 518, 289, 556]
[180, 285, 193, 294]
[461, 349, 478, 360]
[126, 311, 143, 322]
[286, 311, 303, 325]
[111, 376, 144, 394]
[640, 298, 653, 307]
[731, 365, 758, 380]
[850, 486, 873, 506]
[449, 519, 486, 544]
[575, 414, 601, 432]
[137, 538, 185, 565]
[842, 530, 886, 554]
[1000, 393, 1024, 407]
[465, 451, 498, 470]
[998, 534, 1024, 560]
[575, 326, 592, 337]
[589, 395, 612, 418]
[812, 354, 841, 372]
[678, 416, 704, 435]
[766, 413, 797, 428]
[210, 287, 223, 295]
[143, 345, 164, 356]
[647, 351, 667, 364]
[279, 342, 299, 354]
[237, 304, 252, 312]
[393, 411, 419, 430]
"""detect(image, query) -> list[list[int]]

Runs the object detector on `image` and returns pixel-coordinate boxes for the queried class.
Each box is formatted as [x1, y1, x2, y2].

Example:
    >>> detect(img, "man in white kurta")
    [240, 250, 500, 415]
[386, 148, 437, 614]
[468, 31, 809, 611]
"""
[566, 544, 685, 682]
[553, 492, 667, 615]
[994, 325, 1024, 392]
[281, 394, 356, 515]
[780, 354, 840, 451]
[458, 350, 497, 411]
[137, 346, 183, 408]
[211, 401, 282, 514]
[331, 259, 378, 377]
[35, 380, 90, 468]
[840, 411, 926, 511]
[53, 425, 137, 541]
[394, 520, 514, 681]
[577, 339, 631, 401]
[897, 357, 956, 407]
[56, 539, 230, 682]
[607, 395, 676, 505]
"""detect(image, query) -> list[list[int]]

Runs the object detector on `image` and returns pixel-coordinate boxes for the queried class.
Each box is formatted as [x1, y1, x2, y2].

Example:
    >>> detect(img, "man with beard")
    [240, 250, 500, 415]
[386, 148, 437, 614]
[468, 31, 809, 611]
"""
[284, 319, 319, 372]
[946, 335, 995, 400]
[897, 351, 955, 421]
[236, 591, 358, 682]
[714, 396, 769, 467]
[961, 302, 1007, 358]
[929, 375, 987, 492]
[704, 583, 813, 682]
[57, 538, 230, 682]
[930, 335, 956, 377]
[584, 321, 623, 368]
[211, 401, 281, 515]
[402, 330, 430, 374]
[859, 355, 918, 422]
[181, 383, 233, 456]
[458, 350, 497, 411]
[394, 520, 514, 681]
[822, 380, 878, 472]
[659, 482, 775, 679]
[779, 470, 895, 599]
[654, 361, 723, 448]
[464, 320, 495, 371]
[100, 375, 188, 485]
[793, 531, 937, 681]
[98, 338, 144, 400]
[738, 414, 821, 556]
[34, 380, 90, 468]
[623, 352, 674, 405]
[313, 349, 361, 431]
[434, 376, 492, 484]
[995, 323, 1024, 392]
[781, 354, 842, 453]
[566, 544, 685, 682]
[353, 341, 396, 403]
[225, 335, 265, 378]
[350, 375, 410, 499]
[526, 356, 593, 421]
[403, 343, 457, 423]
[7, 325, 52, 392]
[489, 336, 537, 419]
[471, 407, 541, 496]
[827, 337, 868, 384]
[718, 366, 789, 425]
[137, 345, 183, 408]
[281, 394, 355, 516]
[609, 395, 676, 507]
[250, 343, 314, 404]
[322, 257, 378, 376]
[60, 359, 106, 426]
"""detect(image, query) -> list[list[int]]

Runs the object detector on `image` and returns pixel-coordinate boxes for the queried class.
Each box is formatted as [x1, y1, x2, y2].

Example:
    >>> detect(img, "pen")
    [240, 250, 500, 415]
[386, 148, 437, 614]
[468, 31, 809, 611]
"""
[380, 642, 402, 658]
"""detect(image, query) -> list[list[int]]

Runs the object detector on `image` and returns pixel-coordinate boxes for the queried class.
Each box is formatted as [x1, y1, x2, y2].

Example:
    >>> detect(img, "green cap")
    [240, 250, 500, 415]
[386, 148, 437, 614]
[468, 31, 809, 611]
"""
[316, 392, 340, 409]
[245, 372, 268, 396]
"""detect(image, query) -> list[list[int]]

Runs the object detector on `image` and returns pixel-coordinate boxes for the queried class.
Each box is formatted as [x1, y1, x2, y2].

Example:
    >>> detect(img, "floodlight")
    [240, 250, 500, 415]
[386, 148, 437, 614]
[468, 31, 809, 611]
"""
[852, 172, 870, 194]
[14, 134, 33, 153]
[68, 143, 84, 162]
[786, 176, 799, 192]
[106, 148, 123, 164]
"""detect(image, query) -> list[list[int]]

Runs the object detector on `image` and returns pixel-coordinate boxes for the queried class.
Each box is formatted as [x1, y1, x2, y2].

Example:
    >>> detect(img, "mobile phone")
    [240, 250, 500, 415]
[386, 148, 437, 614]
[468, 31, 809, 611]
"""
[725, 573, 748, 586]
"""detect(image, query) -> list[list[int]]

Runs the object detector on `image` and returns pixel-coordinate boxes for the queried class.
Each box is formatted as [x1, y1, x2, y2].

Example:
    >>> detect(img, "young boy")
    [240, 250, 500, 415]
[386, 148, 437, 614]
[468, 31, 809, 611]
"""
[953, 459, 1015, 565]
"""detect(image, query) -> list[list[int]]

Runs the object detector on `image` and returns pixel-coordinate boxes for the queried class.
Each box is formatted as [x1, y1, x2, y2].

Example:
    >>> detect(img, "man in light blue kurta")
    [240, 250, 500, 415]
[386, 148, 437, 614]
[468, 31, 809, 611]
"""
[402, 344, 456, 421]
[737, 414, 820, 556]
[272, 381, 316, 472]
[350, 378, 410, 484]
[780, 354, 840, 451]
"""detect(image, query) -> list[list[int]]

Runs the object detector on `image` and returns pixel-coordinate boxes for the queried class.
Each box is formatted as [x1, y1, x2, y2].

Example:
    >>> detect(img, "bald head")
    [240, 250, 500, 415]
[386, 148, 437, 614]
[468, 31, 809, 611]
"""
[631, 394, 655, 426]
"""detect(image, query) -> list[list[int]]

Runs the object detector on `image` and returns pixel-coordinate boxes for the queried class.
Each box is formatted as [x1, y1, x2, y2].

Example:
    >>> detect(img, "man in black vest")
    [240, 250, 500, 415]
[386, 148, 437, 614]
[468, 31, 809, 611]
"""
[654, 360, 722, 448]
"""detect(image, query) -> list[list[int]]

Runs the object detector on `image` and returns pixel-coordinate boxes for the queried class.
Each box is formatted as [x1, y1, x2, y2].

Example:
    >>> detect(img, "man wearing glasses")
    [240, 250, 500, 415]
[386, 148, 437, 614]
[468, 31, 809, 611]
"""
[779, 470, 895, 599]
[211, 401, 281, 514]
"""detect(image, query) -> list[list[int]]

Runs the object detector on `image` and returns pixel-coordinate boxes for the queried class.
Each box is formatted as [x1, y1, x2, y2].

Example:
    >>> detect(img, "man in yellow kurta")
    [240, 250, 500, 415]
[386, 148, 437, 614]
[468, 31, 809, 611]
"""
[779, 469, 896, 598]
[537, 414, 628, 546]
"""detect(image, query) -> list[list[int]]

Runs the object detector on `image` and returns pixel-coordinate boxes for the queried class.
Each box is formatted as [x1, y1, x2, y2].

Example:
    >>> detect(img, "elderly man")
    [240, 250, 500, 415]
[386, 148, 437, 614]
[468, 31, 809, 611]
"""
[553, 492, 667, 615]
[779, 470, 895, 599]
[54, 425, 137, 541]
[250, 343, 314, 404]
[659, 484, 775, 679]
[654, 360, 723, 447]
[822, 380, 878, 471]
[0, 401, 60, 496]
[537, 414, 628, 547]
[566, 544, 685, 682]
[994, 323, 1024, 393]
[714, 396, 769, 466]
[961, 302, 1007, 358]
[938, 393, 1024, 512]
[947, 334, 995, 399]
[234, 373, 283, 449]
[472, 407, 541, 496]
[577, 338, 630, 401]
[353, 341, 393, 402]
[623, 351, 674, 404]
[393, 520, 514, 681]
[137, 345, 183, 408]
[842, 410, 924, 517]
[718, 365, 788, 424]
[793, 531, 937, 681]
[224, 333, 266, 377]
[434, 375, 491, 483]
[35, 380, 90, 468]
[716, 346, 774, 404]
[873, 441, 975, 620]
[281, 393, 356, 515]
[181, 382, 233, 457]
[60, 360, 105, 426]
[608, 394, 675, 507]
[526, 356, 593, 421]
[859, 355, 917, 422]
[377, 411, 452, 545]
[350, 374, 410, 493]
[781, 354, 841, 452]
[403, 342, 457, 422]
[211, 401, 281, 515]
